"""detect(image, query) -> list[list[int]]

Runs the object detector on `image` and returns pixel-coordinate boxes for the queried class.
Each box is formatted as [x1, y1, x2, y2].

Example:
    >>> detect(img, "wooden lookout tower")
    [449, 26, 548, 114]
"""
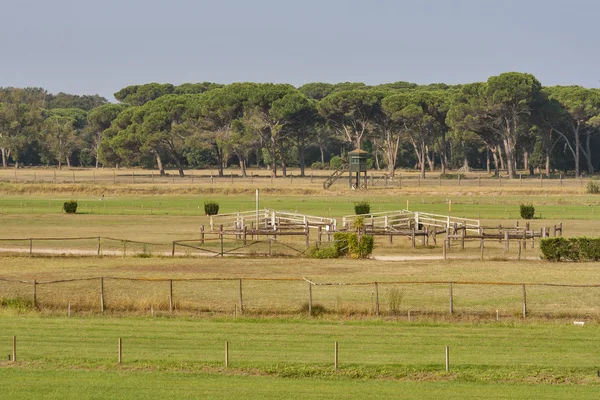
[348, 149, 368, 189]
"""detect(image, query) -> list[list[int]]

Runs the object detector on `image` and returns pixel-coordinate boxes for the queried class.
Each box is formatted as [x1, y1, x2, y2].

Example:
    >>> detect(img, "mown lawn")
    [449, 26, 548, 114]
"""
[0, 316, 599, 399]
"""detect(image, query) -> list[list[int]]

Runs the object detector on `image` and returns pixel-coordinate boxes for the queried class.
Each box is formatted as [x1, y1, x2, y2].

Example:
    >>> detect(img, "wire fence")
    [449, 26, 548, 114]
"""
[0, 169, 591, 189]
[1, 276, 598, 318]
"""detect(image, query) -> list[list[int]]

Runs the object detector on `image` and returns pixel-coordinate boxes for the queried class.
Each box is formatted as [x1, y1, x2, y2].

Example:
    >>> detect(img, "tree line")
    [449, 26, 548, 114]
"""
[1, 73, 599, 179]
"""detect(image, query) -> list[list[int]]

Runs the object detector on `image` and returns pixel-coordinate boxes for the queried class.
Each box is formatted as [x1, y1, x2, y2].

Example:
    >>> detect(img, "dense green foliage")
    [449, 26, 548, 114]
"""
[203, 201, 219, 216]
[519, 204, 535, 219]
[354, 201, 371, 215]
[2, 74, 600, 178]
[63, 200, 78, 214]
[587, 180, 599, 194]
[540, 237, 600, 261]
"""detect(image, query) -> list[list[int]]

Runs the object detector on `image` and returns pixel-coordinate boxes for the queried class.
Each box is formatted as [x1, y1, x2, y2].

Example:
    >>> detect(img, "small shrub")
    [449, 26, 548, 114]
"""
[0, 297, 34, 310]
[63, 200, 78, 214]
[353, 216, 365, 231]
[387, 288, 404, 314]
[333, 232, 352, 256]
[439, 173, 466, 180]
[204, 201, 219, 216]
[520, 204, 535, 219]
[311, 161, 327, 170]
[308, 244, 340, 259]
[300, 302, 327, 316]
[354, 201, 370, 215]
[329, 156, 343, 169]
[587, 180, 599, 194]
[348, 234, 374, 259]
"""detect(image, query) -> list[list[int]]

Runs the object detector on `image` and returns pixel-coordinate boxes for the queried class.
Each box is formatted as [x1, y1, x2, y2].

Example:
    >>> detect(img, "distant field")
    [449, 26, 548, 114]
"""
[0, 316, 599, 399]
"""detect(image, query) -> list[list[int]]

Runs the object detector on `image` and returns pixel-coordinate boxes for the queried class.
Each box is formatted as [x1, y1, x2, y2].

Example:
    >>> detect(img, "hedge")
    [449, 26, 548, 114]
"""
[63, 200, 78, 214]
[540, 237, 600, 261]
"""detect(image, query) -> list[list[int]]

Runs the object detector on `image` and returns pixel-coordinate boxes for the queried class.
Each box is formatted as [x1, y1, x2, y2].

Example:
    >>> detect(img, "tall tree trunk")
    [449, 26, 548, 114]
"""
[1, 148, 6, 168]
[156, 154, 165, 176]
[66, 156, 71, 169]
[497, 146, 505, 171]
[502, 138, 516, 179]
[375, 151, 381, 170]
[462, 157, 469, 172]
[420, 140, 426, 179]
[486, 147, 491, 174]
[575, 126, 581, 178]
[545, 155, 550, 177]
[278, 138, 287, 177]
[523, 151, 528, 172]
[237, 153, 247, 178]
[440, 131, 447, 174]
[492, 148, 499, 176]
[298, 136, 306, 177]
[426, 146, 435, 172]
[58, 159, 62, 170]
[585, 131, 594, 174]
[319, 145, 325, 164]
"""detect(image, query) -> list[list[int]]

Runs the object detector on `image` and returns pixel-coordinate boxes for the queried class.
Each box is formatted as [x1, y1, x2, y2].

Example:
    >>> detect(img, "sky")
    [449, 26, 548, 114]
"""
[0, 0, 597, 101]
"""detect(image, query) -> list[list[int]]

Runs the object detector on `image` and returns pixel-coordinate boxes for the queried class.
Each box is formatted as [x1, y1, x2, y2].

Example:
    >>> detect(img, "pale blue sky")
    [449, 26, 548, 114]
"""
[1, 0, 597, 100]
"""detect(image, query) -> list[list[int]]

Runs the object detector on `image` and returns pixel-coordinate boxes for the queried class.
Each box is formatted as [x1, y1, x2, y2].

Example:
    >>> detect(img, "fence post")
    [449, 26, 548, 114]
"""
[480, 239, 484, 260]
[268, 237, 272, 257]
[305, 223, 309, 248]
[29, 238, 33, 256]
[93, 171, 95, 184]
[445, 346, 450, 372]
[171, 241, 175, 257]
[118, 338, 122, 364]
[200, 225, 205, 244]
[122, 240, 127, 258]
[317, 227, 322, 246]
[225, 341, 229, 367]
[411, 229, 416, 248]
[220, 225, 224, 257]
[72, 171, 75, 184]
[33, 279, 37, 308]
[443, 241, 447, 259]
[522, 284, 527, 318]
[238, 279, 244, 314]
[169, 279, 173, 312]
[449, 282, 454, 314]
[12, 336, 16, 363]
[518, 241, 522, 261]
[308, 282, 312, 316]
[243, 226, 247, 246]
[100, 277, 105, 312]
[504, 231, 509, 253]
[113, 171, 116, 184]
[334, 341, 339, 370]
[375, 282, 380, 316]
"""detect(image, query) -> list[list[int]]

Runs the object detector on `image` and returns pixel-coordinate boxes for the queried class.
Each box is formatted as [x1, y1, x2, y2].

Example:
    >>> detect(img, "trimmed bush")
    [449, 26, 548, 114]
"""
[63, 200, 78, 214]
[204, 201, 219, 216]
[333, 232, 352, 256]
[354, 201, 370, 215]
[587, 180, 599, 194]
[520, 204, 535, 219]
[308, 244, 340, 259]
[350, 234, 374, 259]
[329, 156, 343, 169]
[540, 237, 600, 262]
[310, 161, 328, 170]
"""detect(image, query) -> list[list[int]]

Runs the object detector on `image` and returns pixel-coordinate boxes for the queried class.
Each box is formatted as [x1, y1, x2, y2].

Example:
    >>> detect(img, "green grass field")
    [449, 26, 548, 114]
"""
[1, 315, 599, 399]
[2, 171, 600, 398]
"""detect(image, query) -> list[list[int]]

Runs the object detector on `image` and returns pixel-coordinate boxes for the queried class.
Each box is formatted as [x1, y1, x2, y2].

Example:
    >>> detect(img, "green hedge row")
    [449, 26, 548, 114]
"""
[540, 237, 600, 261]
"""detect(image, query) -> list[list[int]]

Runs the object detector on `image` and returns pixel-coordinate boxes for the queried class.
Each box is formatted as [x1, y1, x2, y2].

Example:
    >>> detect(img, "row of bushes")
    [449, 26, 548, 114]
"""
[62, 200, 220, 215]
[540, 237, 600, 261]
[309, 232, 374, 259]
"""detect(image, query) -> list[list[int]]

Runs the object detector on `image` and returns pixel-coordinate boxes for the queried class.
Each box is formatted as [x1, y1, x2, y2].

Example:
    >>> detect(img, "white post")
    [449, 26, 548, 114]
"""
[255, 189, 259, 233]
